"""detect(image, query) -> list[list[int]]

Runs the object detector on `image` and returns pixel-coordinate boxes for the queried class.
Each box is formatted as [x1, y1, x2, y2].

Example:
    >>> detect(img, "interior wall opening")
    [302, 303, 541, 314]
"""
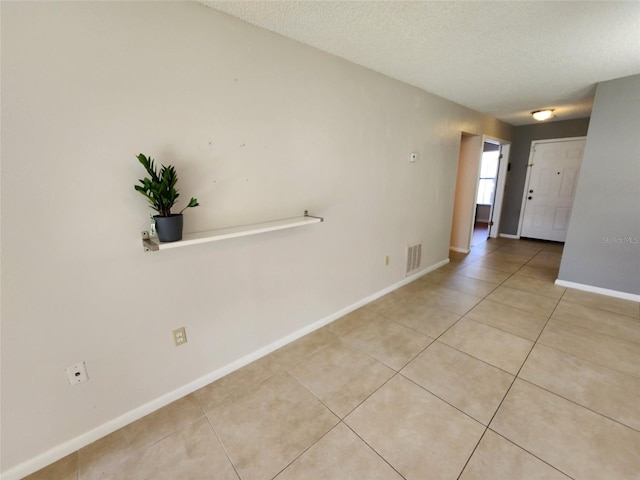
[472, 141, 501, 246]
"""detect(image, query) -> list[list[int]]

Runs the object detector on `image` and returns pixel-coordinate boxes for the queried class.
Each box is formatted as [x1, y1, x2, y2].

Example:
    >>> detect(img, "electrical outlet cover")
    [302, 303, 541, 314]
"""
[173, 327, 187, 346]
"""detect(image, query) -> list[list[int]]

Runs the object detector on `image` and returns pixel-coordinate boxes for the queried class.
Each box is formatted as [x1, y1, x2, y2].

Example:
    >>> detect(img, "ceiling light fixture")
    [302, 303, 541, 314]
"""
[532, 109, 554, 121]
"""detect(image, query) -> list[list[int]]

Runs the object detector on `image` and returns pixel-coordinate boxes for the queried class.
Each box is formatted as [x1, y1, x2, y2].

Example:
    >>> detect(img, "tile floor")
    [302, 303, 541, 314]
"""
[26, 238, 640, 480]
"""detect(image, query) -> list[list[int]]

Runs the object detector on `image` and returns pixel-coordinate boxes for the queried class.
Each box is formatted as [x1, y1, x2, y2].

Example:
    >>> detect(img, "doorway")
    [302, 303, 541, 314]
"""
[518, 137, 586, 242]
[473, 142, 500, 246]
[450, 134, 481, 253]
[450, 134, 510, 253]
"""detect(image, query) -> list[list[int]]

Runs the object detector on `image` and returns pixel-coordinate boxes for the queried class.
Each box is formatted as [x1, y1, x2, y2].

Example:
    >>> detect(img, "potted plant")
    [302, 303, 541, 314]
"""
[134, 153, 199, 242]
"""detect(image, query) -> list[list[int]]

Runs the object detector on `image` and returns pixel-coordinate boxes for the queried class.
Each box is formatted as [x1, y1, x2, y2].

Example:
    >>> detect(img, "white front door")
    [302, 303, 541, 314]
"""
[520, 138, 586, 242]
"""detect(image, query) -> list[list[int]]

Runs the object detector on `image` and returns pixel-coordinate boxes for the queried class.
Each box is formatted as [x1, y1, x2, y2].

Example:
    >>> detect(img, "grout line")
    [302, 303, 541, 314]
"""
[528, 340, 640, 393]
[558, 295, 640, 320]
[473, 257, 562, 429]
[455, 428, 489, 480]
[398, 372, 488, 427]
[267, 422, 343, 480]
[202, 412, 243, 480]
[485, 429, 578, 480]
[280, 365, 410, 478]
[342, 420, 408, 480]
[452, 239, 562, 479]
[515, 377, 640, 434]
[424, 338, 519, 377]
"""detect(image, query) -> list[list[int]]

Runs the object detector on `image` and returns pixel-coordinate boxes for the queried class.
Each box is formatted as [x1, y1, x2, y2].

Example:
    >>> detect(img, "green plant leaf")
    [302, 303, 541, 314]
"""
[179, 197, 200, 214]
[134, 154, 197, 217]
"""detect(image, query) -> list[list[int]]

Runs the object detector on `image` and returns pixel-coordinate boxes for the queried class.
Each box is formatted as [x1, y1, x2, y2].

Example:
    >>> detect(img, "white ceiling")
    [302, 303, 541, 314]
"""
[201, 1, 640, 126]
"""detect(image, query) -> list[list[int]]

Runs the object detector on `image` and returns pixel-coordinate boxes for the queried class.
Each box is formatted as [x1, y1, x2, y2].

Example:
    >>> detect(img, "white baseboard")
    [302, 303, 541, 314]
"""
[1, 258, 449, 480]
[499, 233, 519, 239]
[555, 279, 640, 302]
[449, 246, 470, 253]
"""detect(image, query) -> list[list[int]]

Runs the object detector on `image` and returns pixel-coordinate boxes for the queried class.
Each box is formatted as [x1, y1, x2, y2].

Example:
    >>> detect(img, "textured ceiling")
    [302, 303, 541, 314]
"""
[201, 1, 640, 126]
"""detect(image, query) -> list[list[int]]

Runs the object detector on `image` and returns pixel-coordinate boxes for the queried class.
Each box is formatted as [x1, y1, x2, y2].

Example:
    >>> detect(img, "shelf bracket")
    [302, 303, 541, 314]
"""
[304, 210, 324, 222]
[141, 231, 159, 252]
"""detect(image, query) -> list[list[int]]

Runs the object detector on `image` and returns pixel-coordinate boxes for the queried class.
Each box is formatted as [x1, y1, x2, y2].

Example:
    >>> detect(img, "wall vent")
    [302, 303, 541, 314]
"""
[405, 243, 422, 276]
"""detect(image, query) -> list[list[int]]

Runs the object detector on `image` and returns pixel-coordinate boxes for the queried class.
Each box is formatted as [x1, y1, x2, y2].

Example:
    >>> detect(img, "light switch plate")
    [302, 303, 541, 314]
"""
[66, 362, 89, 385]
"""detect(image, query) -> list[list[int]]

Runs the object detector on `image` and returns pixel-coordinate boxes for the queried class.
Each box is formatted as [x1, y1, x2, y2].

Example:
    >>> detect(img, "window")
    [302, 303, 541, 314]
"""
[477, 150, 500, 205]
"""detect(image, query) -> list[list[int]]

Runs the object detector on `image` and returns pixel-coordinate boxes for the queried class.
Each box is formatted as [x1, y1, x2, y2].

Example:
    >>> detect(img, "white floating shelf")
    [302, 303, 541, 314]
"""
[141, 212, 323, 252]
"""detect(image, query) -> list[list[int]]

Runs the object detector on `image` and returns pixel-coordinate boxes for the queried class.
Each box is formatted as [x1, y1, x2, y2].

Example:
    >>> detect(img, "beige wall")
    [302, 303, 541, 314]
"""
[450, 134, 482, 252]
[0, 2, 511, 475]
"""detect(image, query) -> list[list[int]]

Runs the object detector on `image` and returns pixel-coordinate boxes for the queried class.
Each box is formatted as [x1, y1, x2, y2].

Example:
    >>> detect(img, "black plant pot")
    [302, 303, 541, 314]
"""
[154, 214, 183, 242]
